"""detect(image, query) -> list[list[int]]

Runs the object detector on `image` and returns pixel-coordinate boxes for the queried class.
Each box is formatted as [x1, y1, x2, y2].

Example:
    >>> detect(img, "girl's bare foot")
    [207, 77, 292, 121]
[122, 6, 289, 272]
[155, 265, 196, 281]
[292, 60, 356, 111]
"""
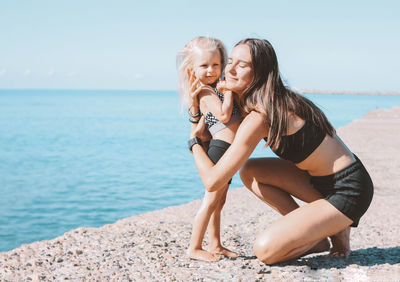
[187, 249, 220, 262]
[211, 246, 239, 258]
[329, 226, 351, 258]
[304, 238, 331, 256]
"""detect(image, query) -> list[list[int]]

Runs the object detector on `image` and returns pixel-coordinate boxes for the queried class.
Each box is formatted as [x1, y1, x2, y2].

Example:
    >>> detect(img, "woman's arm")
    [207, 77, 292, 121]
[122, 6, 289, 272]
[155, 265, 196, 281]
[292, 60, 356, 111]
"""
[191, 111, 268, 192]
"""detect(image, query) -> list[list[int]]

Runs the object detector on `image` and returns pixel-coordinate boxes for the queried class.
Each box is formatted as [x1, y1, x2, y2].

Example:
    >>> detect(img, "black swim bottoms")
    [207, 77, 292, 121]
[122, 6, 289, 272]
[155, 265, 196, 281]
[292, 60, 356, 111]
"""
[310, 155, 374, 227]
[207, 139, 232, 185]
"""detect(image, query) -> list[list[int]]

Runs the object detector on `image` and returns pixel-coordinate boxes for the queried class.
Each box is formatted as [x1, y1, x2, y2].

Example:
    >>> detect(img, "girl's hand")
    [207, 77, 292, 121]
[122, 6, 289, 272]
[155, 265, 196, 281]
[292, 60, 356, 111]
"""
[190, 115, 211, 143]
[216, 80, 226, 93]
[217, 79, 243, 115]
[187, 70, 213, 109]
[217, 80, 234, 107]
[216, 80, 232, 95]
[187, 70, 201, 109]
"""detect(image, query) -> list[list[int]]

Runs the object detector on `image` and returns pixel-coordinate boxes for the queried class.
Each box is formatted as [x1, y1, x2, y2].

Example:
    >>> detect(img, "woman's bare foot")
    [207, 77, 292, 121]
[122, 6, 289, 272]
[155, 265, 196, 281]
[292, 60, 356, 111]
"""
[210, 246, 239, 258]
[187, 249, 221, 262]
[329, 226, 351, 258]
[304, 238, 331, 256]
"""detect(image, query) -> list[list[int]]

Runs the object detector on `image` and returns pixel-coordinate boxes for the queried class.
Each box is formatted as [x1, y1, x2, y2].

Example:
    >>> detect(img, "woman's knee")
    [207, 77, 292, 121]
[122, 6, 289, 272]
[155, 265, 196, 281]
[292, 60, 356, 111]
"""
[253, 231, 282, 265]
[240, 159, 257, 188]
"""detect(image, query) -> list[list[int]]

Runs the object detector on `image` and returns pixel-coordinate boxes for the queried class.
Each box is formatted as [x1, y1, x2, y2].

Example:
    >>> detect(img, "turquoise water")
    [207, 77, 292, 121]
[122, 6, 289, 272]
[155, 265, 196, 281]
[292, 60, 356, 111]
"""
[1, 89, 400, 252]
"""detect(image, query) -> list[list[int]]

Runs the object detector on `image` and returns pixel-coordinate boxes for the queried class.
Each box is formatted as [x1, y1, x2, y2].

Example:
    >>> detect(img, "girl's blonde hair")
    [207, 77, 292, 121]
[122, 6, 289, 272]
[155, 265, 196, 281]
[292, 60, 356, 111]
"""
[176, 36, 227, 107]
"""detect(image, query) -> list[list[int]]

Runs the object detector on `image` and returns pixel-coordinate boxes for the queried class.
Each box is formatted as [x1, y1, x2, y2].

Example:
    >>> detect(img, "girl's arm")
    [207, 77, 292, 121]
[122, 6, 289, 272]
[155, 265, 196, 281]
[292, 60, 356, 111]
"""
[199, 89, 234, 123]
[190, 111, 268, 192]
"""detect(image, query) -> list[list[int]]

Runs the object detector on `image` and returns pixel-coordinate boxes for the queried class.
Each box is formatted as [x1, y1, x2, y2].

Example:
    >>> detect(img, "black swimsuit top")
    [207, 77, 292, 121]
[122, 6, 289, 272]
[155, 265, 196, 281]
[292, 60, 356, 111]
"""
[264, 120, 326, 164]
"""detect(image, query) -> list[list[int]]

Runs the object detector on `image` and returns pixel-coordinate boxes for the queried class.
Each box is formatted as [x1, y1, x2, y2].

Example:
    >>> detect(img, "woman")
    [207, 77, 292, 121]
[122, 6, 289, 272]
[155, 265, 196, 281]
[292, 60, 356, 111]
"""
[188, 38, 373, 264]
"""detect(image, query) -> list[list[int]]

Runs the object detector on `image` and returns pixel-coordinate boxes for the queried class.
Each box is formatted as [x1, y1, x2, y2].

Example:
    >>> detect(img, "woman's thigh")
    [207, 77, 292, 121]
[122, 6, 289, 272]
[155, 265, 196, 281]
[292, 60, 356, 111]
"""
[241, 157, 323, 203]
[255, 199, 353, 257]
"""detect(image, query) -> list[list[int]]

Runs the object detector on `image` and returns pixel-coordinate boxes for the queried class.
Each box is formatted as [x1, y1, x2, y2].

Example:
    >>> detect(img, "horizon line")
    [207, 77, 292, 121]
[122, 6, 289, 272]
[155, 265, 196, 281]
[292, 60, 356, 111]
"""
[0, 88, 399, 95]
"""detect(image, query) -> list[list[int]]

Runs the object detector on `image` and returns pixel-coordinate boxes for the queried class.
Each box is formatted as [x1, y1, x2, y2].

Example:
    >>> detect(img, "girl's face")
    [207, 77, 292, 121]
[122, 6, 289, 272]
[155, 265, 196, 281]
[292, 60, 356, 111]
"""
[224, 44, 254, 96]
[192, 48, 222, 86]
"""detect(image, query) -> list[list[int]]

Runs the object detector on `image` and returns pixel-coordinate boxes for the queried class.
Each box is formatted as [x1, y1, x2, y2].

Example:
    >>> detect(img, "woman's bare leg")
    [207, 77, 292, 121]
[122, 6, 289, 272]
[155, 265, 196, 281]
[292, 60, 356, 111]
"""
[207, 186, 239, 258]
[240, 158, 324, 209]
[187, 186, 227, 262]
[253, 199, 352, 264]
[329, 226, 351, 257]
[240, 157, 350, 258]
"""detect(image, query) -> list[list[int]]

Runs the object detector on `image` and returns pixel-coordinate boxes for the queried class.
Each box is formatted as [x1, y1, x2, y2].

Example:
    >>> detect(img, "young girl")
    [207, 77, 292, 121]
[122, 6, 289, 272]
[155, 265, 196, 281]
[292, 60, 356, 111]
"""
[176, 37, 242, 262]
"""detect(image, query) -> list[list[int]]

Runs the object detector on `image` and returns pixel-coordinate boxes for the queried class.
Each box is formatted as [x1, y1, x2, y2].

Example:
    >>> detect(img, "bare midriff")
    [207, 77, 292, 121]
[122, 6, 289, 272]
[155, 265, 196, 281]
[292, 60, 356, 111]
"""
[212, 122, 241, 145]
[295, 135, 356, 176]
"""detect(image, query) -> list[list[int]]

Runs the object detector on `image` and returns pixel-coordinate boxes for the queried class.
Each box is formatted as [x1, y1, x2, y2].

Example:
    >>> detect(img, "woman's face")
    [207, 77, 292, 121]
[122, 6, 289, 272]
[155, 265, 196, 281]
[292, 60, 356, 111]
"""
[224, 44, 254, 96]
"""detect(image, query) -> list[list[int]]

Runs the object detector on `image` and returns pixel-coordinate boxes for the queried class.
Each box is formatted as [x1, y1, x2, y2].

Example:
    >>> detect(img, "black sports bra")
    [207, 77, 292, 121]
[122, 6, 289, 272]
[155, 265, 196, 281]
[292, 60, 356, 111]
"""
[264, 120, 326, 164]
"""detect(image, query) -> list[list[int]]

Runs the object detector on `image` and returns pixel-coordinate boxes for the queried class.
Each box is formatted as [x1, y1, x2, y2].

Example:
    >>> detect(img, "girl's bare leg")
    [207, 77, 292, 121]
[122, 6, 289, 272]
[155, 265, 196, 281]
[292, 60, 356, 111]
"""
[187, 186, 227, 262]
[207, 186, 239, 258]
[240, 158, 350, 259]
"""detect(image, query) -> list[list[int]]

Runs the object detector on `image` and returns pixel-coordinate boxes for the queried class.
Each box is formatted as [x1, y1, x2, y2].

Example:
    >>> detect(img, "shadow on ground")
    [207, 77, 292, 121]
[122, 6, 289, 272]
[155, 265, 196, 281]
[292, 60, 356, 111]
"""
[277, 246, 400, 269]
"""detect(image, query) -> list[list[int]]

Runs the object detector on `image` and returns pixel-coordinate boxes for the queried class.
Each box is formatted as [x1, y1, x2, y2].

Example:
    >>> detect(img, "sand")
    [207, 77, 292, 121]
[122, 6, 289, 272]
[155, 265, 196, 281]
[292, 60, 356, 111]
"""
[1, 105, 399, 281]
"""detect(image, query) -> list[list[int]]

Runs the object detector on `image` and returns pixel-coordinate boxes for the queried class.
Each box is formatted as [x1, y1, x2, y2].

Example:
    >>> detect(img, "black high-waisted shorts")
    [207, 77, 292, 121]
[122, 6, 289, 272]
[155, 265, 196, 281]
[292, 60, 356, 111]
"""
[310, 155, 374, 227]
[207, 139, 232, 184]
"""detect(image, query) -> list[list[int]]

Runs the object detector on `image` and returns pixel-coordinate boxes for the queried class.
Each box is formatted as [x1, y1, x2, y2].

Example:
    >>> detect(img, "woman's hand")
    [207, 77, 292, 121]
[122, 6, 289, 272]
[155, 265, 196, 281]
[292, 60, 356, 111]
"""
[190, 115, 211, 143]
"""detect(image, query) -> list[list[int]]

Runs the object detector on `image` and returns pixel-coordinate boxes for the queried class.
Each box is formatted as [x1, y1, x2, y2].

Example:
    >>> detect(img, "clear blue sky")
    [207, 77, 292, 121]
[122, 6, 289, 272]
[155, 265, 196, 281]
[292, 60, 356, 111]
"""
[1, 0, 399, 91]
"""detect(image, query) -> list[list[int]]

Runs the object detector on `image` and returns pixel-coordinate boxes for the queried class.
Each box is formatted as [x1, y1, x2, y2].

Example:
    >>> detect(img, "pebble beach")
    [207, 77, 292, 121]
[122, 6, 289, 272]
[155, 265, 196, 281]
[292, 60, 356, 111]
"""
[1, 105, 399, 281]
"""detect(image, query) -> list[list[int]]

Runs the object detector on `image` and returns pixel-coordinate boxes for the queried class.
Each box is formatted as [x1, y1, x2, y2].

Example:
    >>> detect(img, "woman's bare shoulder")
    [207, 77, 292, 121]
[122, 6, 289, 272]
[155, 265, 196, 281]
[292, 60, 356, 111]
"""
[241, 110, 268, 127]
[236, 110, 268, 141]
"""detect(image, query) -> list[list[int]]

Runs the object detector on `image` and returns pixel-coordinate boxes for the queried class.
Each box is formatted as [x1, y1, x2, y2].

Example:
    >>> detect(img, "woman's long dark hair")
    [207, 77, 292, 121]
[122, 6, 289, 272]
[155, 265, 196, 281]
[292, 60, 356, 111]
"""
[237, 38, 335, 151]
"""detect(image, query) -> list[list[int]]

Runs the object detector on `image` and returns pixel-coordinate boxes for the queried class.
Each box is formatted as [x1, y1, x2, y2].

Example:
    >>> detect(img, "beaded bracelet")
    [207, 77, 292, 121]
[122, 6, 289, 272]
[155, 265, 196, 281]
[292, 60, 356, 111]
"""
[188, 108, 202, 118]
[189, 117, 200, 124]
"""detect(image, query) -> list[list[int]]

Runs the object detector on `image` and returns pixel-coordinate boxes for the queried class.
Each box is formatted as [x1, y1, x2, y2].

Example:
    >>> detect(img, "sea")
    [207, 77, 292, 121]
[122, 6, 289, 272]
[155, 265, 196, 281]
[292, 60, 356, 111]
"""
[1, 89, 400, 252]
